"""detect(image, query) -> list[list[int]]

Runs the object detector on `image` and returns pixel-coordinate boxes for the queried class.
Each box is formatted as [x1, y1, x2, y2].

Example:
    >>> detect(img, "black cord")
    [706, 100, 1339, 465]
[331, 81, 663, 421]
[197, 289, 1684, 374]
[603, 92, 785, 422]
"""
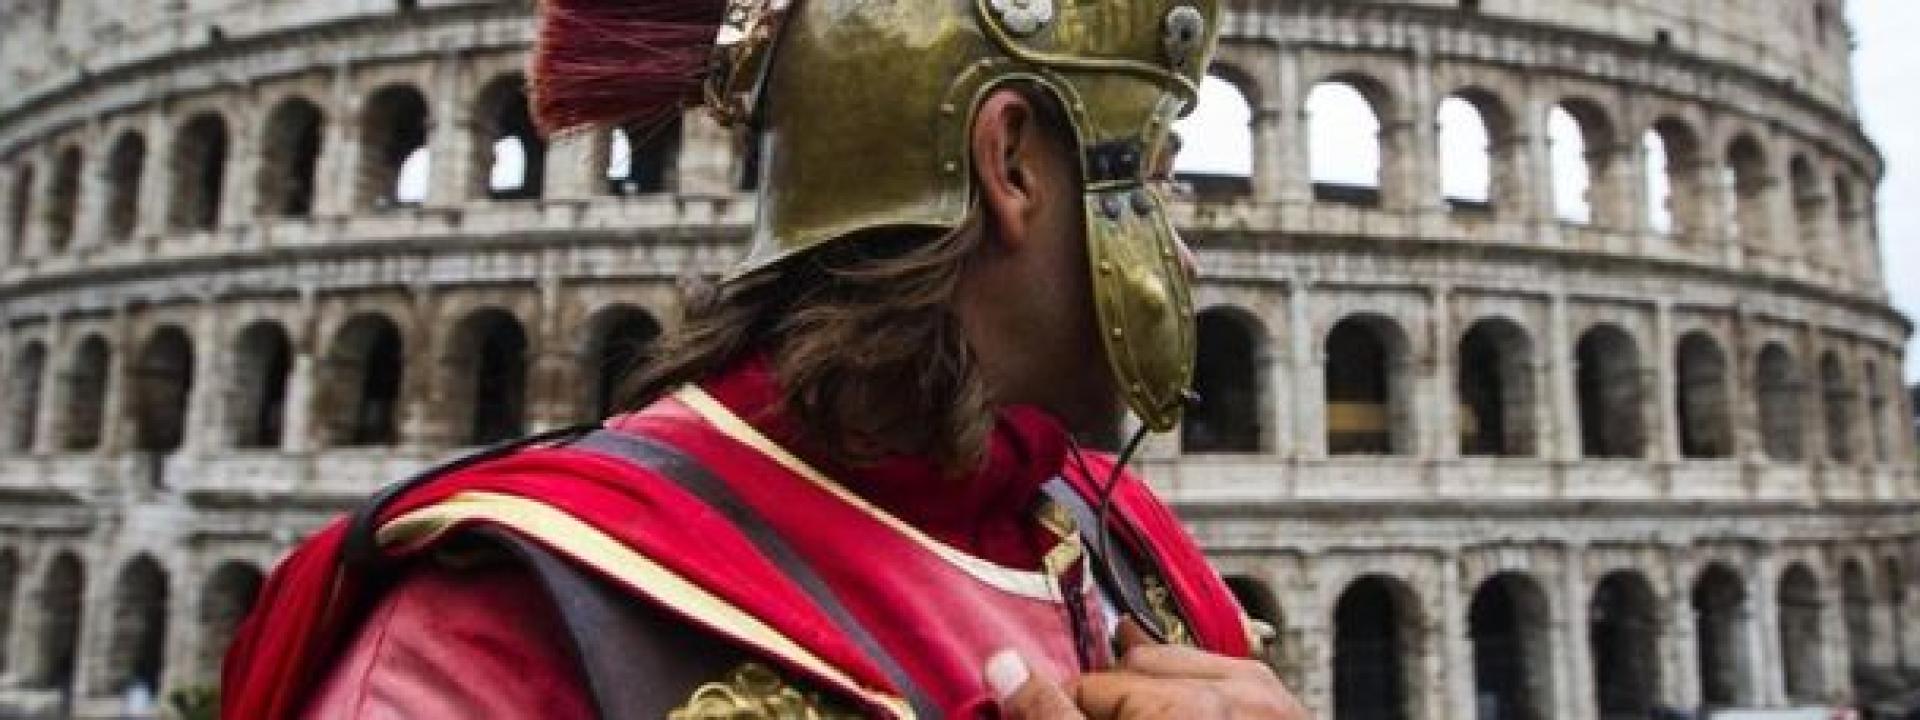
[1066, 421, 1166, 645]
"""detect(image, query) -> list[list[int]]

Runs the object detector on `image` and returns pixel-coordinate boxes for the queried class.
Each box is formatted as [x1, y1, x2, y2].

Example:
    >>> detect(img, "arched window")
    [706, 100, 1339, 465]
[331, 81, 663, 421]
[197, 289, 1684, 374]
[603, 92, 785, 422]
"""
[606, 117, 683, 196]
[45, 147, 80, 253]
[1778, 563, 1825, 704]
[7, 341, 46, 451]
[1789, 156, 1824, 260]
[1333, 576, 1421, 720]
[7, 162, 34, 257]
[1820, 352, 1855, 463]
[1675, 332, 1732, 459]
[1307, 80, 1384, 206]
[1325, 315, 1410, 455]
[1438, 93, 1504, 212]
[357, 85, 431, 209]
[1575, 325, 1645, 459]
[131, 326, 195, 454]
[1726, 135, 1770, 247]
[259, 98, 325, 218]
[1470, 573, 1553, 720]
[229, 322, 292, 449]
[32, 553, 83, 691]
[1644, 118, 1701, 236]
[447, 309, 528, 445]
[1590, 571, 1661, 717]
[104, 133, 147, 240]
[61, 335, 111, 451]
[1548, 103, 1611, 224]
[1694, 563, 1754, 708]
[1173, 74, 1254, 199]
[1756, 344, 1804, 461]
[1457, 318, 1536, 457]
[320, 314, 404, 447]
[1184, 308, 1264, 453]
[102, 556, 168, 696]
[168, 113, 230, 231]
[477, 76, 545, 201]
[197, 562, 262, 682]
[580, 306, 660, 419]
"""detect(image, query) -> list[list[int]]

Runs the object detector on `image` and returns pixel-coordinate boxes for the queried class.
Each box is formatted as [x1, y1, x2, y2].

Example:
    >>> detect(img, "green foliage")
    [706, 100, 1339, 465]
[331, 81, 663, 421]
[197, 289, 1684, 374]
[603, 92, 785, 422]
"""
[167, 685, 219, 720]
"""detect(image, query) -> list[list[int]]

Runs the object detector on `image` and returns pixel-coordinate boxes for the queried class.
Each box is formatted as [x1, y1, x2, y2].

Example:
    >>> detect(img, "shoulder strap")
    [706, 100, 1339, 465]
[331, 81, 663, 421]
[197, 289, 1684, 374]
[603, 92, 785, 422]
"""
[566, 429, 938, 720]
[1040, 477, 1170, 642]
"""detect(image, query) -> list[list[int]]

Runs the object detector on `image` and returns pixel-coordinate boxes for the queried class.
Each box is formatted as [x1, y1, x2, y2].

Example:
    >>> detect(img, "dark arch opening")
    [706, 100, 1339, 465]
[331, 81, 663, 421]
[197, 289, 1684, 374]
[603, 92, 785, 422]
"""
[607, 117, 683, 196]
[1821, 352, 1855, 463]
[1693, 563, 1754, 708]
[1590, 570, 1661, 718]
[33, 553, 83, 691]
[449, 309, 528, 445]
[132, 326, 195, 454]
[104, 133, 147, 240]
[230, 322, 293, 449]
[581, 306, 660, 419]
[45, 147, 80, 253]
[1757, 344, 1805, 461]
[197, 562, 263, 681]
[1458, 318, 1536, 457]
[1326, 316, 1409, 455]
[1185, 308, 1263, 453]
[103, 556, 168, 695]
[1726, 135, 1770, 247]
[168, 114, 230, 231]
[476, 75, 545, 201]
[8, 163, 34, 258]
[1334, 576, 1420, 720]
[1778, 563, 1825, 703]
[1471, 572, 1553, 720]
[259, 98, 325, 218]
[357, 85, 431, 209]
[1675, 331, 1733, 458]
[1575, 325, 1645, 459]
[321, 314, 404, 447]
[8, 341, 46, 451]
[61, 335, 111, 451]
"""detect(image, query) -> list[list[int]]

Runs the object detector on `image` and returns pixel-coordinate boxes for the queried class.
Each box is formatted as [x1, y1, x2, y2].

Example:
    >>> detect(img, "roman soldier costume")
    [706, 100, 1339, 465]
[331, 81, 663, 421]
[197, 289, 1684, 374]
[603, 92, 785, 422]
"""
[221, 0, 1252, 717]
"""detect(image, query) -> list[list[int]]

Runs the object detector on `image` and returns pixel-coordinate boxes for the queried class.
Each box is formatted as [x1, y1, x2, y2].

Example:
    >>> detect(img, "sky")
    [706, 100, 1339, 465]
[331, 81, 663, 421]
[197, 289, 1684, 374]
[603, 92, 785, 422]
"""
[1174, 4, 1920, 381]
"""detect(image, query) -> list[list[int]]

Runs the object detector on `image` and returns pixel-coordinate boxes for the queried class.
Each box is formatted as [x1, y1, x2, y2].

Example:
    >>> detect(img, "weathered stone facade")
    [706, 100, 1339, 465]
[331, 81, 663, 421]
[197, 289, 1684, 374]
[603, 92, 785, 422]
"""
[0, 0, 1910, 718]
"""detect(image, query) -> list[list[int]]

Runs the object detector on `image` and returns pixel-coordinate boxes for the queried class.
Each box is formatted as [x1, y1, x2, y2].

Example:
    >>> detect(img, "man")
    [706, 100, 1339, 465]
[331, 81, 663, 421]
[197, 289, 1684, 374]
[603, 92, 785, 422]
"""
[222, 0, 1305, 717]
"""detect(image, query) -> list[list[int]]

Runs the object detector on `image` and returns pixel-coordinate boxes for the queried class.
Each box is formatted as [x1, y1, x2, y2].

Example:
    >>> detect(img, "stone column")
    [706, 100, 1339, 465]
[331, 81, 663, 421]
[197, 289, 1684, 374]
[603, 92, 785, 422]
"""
[31, 316, 65, 455]
[312, 62, 357, 218]
[543, 132, 601, 201]
[99, 306, 132, 455]
[72, 122, 108, 251]
[527, 267, 578, 431]
[1546, 294, 1581, 462]
[1290, 282, 1323, 460]
[1273, 48, 1311, 205]
[426, 51, 473, 207]
[400, 288, 445, 449]
[677, 111, 737, 198]
[1665, 558, 1703, 710]
[1402, 49, 1445, 224]
[184, 301, 225, 455]
[1749, 551, 1786, 706]
[1517, 85, 1559, 242]
[1651, 301, 1680, 466]
[1560, 548, 1598, 720]
[1270, 285, 1298, 459]
[1429, 286, 1458, 461]
[1437, 564, 1477, 720]
[280, 289, 319, 454]
[1820, 577, 1852, 707]
[222, 101, 262, 230]
[136, 113, 173, 246]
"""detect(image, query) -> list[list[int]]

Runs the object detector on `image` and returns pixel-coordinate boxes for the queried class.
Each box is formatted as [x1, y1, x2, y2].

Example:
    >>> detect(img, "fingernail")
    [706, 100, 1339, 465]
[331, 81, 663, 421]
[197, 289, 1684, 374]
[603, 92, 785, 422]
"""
[985, 649, 1029, 702]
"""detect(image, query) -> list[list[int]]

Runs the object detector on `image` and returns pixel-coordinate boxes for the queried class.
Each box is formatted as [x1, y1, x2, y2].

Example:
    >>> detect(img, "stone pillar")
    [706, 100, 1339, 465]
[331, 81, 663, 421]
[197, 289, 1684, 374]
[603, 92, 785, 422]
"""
[1437, 564, 1477, 720]
[1820, 577, 1852, 707]
[136, 113, 173, 246]
[222, 101, 261, 229]
[184, 302, 224, 455]
[1428, 286, 1458, 461]
[1547, 294, 1581, 462]
[1517, 85, 1558, 241]
[16, 147, 50, 263]
[1270, 286, 1298, 459]
[280, 289, 319, 454]
[1619, 136, 1655, 249]
[31, 316, 64, 455]
[1651, 301, 1680, 465]
[543, 132, 601, 201]
[72, 122, 108, 251]
[1273, 48, 1311, 205]
[312, 62, 357, 218]
[426, 51, 473, 207]
[1560, 548, 1598, 720]
[400, 289, 445, 449]
[99, 306, 132, 455]
[1402, 49, 1444, 222]
[1749, 551, 1786, 706]
[677, 111, 737, 198]
[1665, 558, 1703, 710]
[528, 268, 578, 431]
[1290, 282, 1323, 460]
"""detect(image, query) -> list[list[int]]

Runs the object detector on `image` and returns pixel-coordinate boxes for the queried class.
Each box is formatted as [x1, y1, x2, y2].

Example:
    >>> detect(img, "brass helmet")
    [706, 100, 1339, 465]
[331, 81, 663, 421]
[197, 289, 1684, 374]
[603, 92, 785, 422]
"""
[710, 0, 1222, 431]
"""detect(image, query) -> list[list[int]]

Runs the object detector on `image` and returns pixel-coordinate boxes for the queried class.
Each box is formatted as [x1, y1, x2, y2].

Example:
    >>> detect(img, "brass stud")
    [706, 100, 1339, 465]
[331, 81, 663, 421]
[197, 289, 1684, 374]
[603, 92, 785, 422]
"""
[1098, 261, 1114, 274]
[1111, 327, 1125, 339]
[944, 160, 959, 173]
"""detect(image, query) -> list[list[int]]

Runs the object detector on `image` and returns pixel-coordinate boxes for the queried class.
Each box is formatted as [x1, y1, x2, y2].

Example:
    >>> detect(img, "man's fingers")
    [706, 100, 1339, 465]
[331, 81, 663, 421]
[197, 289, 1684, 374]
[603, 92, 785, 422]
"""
[1113, 617, 1159, 655]
[988, 650, 1086, 720]
[1072, 671, 1227, 719]
[1118, 641, 1248, 681]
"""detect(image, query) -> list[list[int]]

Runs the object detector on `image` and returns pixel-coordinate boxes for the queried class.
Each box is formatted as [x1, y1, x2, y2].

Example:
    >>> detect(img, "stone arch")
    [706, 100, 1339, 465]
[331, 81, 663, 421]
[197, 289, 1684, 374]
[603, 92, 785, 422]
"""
[7, 161, 34, 257]
[1457, 317, 1537, 457]
[475, 74, 544, 201]
[61, 334, 111, 451]
[229, 321, 293, 449]
[1834, 173, 1868, 276]
[131, 326, 195, 454]
[357, 84, 432, 209]
[1694, 562, 1755, 708]
[1756, 343, 1805, 461]
[101, 555, 168, 695]
[1224, 575, 1291, 682]
[1575, 324, 1645, 459]
[606, 116, 683, 196]
[1820, 351, 1855, 463]
[103, 131, 146, 240]
[580, 305, 660, 420]
[1174, 73, 1255, 198]
[1777, 562, 1825, 704]
[1590, 569, 1661, 718]
[1645, 116, 1703, 236]
[445, 308, 529, 445]
[45, 146, 80, 253]
[32, 552, 82, 690]
[257, 97, 325, 218]
[1470, 571, 1553, 720]
[1675, 331, 1733, 459]
[195, 561, 262, 681]
[1325, 314, 1413, 455]
[1437, 88, 1514, 212]
[1548, 99, 1615, 225]
[168, 112, 230, 231]
[1185, 307, 1266, 453]
[8, 340, 47, 451]
[0, 548, 16, 674]
[1332, 574, 1424, 720]
[318, 313, 405, 447]
[1725, 134, 1771, 248]
[1307, 75, 1391, 206]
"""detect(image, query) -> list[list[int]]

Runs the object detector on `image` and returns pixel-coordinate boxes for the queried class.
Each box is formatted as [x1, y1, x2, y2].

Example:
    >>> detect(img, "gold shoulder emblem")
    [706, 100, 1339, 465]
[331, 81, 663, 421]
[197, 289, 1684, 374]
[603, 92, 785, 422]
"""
[1141, 573, 1193, 647]
[669, 663, 864, 720]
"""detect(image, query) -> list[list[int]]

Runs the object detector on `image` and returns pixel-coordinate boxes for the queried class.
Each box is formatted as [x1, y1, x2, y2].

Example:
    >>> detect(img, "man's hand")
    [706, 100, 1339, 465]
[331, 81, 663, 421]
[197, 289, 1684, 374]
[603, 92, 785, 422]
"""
[985, 623, 1309, 719]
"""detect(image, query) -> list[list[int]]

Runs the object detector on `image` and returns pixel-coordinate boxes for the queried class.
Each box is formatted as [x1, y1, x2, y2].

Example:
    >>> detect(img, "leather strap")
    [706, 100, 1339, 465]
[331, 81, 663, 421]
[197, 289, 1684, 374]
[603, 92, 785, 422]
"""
[570, 429, 938, 720]
[1040, 476, 1165, 641]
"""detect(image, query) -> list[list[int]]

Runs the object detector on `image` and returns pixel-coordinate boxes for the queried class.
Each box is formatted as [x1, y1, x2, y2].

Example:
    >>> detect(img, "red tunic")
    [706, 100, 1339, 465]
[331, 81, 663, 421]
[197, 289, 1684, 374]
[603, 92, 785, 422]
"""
[227, 358, 1251, 719]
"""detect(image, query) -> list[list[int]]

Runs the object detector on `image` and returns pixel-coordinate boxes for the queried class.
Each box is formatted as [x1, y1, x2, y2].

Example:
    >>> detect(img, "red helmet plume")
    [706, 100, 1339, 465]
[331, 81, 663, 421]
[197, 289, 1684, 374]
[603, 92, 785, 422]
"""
[531, 0, 730, 136]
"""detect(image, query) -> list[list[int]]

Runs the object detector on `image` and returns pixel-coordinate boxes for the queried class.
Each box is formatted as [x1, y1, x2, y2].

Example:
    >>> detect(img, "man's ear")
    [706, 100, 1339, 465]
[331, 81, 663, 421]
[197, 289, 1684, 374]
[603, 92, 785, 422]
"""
[972, 89, 1045, 251]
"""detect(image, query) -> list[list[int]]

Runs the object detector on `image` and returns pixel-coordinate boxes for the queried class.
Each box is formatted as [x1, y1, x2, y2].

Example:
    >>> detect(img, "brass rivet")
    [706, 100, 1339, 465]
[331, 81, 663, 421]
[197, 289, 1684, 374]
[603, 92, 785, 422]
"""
[941, 103, 957, 115]
[944, 161, 958, 173]
[1111, 327, 1125, 339]
[1098, 261, 1114, 274]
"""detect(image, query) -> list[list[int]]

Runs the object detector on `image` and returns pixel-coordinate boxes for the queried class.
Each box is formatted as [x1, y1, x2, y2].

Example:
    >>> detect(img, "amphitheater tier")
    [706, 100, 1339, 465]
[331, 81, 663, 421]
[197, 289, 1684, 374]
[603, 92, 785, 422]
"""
[0, 1, 1911, 719]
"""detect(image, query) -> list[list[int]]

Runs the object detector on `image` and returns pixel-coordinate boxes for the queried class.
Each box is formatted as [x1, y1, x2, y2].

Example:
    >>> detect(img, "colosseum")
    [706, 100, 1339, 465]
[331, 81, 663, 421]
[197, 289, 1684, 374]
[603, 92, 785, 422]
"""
[0, 0, 1911, 717]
